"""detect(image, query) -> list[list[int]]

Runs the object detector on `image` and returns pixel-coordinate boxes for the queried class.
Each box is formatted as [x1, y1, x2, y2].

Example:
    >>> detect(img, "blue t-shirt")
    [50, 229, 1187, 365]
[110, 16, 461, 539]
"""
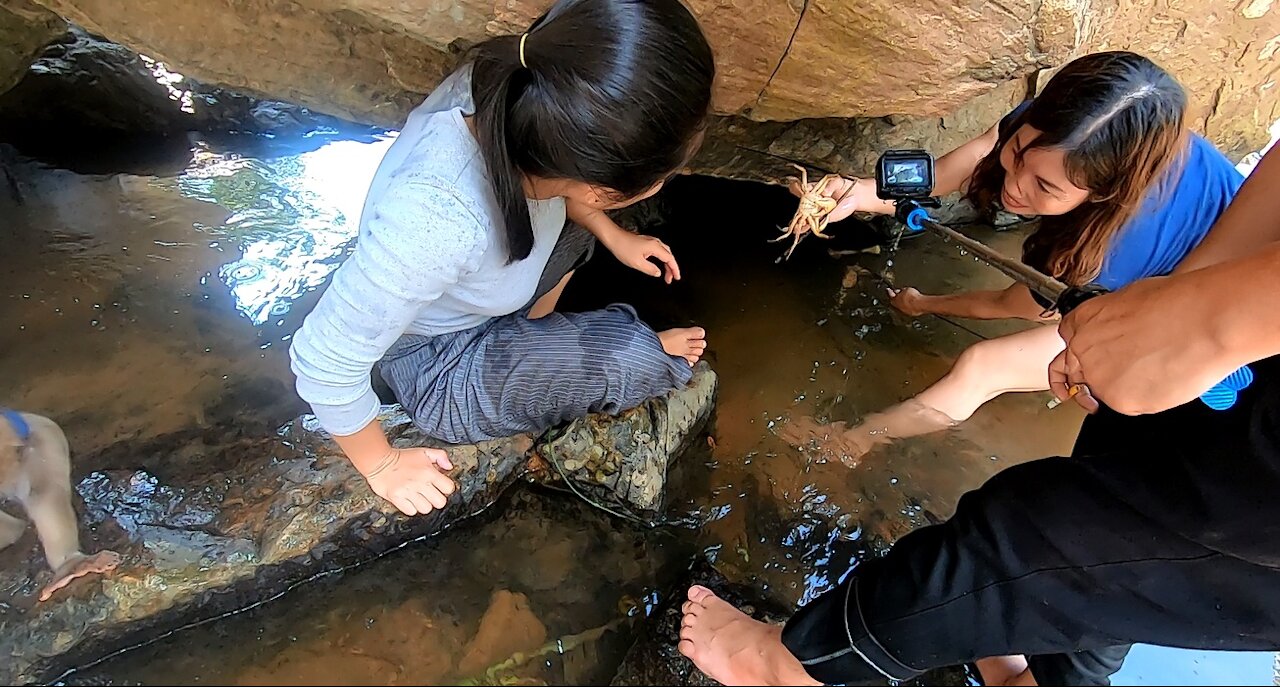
[1000, 102, 1243, 289]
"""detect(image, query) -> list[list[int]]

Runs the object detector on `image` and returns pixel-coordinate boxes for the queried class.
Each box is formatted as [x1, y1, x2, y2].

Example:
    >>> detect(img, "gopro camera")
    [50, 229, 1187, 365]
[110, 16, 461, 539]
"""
[876, 150, 935, 201]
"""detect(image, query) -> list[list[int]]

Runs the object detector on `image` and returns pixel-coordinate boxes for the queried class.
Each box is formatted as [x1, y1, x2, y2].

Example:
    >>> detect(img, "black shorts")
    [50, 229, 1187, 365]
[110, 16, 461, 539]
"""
[781, 356, 1280, 685]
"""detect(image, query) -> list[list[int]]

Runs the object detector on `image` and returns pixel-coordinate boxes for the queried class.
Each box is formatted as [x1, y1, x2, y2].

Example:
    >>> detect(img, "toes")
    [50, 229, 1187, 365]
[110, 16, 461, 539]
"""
[688, 584, 714, 603]
[677, 637, 697, 659]
[682, 599, 703, 617]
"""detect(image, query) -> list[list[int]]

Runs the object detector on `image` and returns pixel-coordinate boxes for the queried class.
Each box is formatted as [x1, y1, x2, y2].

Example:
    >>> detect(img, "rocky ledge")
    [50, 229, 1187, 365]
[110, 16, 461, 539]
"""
[0, 364, 716, 684]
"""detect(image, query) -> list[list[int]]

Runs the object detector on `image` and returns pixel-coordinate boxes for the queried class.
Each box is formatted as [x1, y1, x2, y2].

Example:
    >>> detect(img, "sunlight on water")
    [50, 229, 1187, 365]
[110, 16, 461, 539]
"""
[165, 135, 396, 325]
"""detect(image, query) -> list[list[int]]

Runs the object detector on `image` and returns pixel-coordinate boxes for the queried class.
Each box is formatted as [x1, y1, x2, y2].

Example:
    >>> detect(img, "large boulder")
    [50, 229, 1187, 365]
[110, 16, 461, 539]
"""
[0, 26, 373, 139]
[0, 365, 717, 684]
[0, 0, 63, 94]
[18, 0, 1280, 167]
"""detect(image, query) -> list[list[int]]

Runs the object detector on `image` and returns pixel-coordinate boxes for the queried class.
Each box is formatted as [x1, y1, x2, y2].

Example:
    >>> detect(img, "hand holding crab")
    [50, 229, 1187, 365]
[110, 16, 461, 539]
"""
[773, 164, 859, 261]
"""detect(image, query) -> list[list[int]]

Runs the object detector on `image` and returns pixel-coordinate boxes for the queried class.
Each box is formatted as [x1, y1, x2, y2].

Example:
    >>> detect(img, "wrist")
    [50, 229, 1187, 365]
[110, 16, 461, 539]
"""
[1190, 258, 1277, 369]
[332, 423, 396, 477]
[360, 447, 398, 478]
[591, 219, 629, 250]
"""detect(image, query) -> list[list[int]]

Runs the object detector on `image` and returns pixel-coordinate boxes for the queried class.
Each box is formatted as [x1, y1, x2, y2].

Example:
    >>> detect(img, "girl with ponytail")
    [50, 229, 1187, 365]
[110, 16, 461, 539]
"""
[290, 0, 715, 516]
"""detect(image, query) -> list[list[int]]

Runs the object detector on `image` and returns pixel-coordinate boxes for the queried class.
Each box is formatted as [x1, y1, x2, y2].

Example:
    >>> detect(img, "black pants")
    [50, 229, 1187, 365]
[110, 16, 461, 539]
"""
[782, 355, 1280, 685]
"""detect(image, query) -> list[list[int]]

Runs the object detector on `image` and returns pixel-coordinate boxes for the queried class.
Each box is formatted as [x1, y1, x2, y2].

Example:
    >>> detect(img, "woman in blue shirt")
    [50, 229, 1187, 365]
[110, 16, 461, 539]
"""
[796, 51, 1244, 459]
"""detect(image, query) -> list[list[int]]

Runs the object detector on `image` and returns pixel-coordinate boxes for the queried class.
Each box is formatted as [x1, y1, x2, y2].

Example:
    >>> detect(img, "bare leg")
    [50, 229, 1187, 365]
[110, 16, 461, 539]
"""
[913, 324, 1065, 422]
[678, 586, 820, 686]
[528, 271, 574, 320]
[0, 509, 26, 549]
[20, 415, 120, 601]
[806, 325, 1066, 464]
[978, 656, 1038, 685]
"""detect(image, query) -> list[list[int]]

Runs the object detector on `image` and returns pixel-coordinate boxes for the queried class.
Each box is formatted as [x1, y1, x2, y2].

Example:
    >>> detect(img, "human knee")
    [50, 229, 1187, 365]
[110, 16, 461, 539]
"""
[954, 339, 1000, 381]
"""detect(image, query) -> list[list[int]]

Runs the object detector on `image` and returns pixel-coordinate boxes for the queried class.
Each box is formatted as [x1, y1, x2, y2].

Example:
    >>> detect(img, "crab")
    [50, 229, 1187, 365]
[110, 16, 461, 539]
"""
[772, 164, 855, 261]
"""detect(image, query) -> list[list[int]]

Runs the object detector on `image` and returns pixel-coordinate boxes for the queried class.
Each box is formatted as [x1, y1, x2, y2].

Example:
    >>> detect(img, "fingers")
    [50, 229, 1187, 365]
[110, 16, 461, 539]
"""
[1073, 384, 1099, 414]
[389, 492, 420, 517]
[374, 448, 458, 516]
[429, 448, 454, 472]
[1054, 347, 1099, 414]
[406, 490, 436, 516]
[1048, 349, 1072, 400]
[427, 465, 456, 497]
[648, 241, 680, 282]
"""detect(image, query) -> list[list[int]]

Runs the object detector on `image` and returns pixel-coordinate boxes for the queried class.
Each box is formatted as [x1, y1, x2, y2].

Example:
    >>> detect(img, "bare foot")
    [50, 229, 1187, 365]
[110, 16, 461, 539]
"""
[40, 550, 122, 602]
[775, 417, 871, 468]
[678, 585, 820, 686]
[659, 327, 707, 367]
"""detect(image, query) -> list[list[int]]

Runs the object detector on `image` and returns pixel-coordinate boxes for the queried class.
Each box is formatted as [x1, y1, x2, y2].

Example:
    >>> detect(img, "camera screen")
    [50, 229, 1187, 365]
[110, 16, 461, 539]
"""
[887, 160, 927, 185]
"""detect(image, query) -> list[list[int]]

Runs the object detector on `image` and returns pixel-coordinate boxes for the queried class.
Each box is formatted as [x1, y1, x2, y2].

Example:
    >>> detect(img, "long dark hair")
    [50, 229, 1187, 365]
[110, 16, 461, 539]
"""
[469, 0, 715, 262]
[966, 51, 1187, 285]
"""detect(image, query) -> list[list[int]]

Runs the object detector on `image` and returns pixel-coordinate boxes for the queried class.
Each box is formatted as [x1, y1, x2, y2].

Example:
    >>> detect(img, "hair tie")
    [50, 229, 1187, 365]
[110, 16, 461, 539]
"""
[519, 33, 530, 69]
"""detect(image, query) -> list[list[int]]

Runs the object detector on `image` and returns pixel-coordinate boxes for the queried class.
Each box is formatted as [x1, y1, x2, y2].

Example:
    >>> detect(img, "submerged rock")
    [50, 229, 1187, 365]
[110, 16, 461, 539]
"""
[0, 364, 717, 684]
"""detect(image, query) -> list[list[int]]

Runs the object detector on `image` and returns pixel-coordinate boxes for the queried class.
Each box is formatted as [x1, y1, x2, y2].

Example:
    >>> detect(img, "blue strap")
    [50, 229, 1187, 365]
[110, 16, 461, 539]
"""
[1, 408, 30, 442]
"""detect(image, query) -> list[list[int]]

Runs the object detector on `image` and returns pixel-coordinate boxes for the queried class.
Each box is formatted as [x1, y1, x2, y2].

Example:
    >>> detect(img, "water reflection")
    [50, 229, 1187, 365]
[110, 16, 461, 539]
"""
[4, 128, 1274, 684]
[167, 136, 396, 325]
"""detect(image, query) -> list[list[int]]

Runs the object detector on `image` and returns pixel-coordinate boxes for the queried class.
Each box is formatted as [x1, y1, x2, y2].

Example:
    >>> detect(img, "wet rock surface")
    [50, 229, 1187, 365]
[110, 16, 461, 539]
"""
[533, 363, 718, 522]
[12, 0, 1279, 164]
[0, 27, 376, 145]
[612, 559, 970, 687]
[0, 0, 63, 95]
[0, 365, 717, 684]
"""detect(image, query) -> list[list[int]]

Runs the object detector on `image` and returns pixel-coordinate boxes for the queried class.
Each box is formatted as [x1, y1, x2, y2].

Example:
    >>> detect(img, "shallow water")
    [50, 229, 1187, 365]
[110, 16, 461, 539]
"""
[0, 133, 1268, 685]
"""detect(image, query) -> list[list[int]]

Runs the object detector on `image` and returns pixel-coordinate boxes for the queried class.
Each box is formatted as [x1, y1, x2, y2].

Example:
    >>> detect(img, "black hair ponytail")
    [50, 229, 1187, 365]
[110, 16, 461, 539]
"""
[468, 0, 715, 263]
[470, 38, 537, 261]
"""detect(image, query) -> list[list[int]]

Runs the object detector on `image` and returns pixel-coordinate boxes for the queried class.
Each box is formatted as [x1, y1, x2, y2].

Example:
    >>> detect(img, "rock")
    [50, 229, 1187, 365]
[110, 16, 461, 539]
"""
[610, 560, 792, 687]
[0, 26, 373, 140]
[0, 0, 63, 94]
[533, 363, 718, 522]
[234, 597, 466, 686]
[1077, 1, 1280, 160]
[457, 589, 549, 677]
[692, 79, 1028, 185]
[16, 0, 1279, 163]
[0, 365, 717, 684]
[610, 559, 970, 686]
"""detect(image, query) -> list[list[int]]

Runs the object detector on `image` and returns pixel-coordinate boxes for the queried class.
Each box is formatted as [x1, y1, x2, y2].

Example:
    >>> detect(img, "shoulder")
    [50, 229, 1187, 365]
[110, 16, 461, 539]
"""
[362, 175, 489, 267]
[1182, 134, 1245, 189]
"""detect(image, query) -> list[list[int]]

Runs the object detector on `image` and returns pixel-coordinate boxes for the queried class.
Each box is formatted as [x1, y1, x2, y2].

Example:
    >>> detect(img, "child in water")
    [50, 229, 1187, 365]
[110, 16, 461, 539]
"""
[789, 51, 1243, 459]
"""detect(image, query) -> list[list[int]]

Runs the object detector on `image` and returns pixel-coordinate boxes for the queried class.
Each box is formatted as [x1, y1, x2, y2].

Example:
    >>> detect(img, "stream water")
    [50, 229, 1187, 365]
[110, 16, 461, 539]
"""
[0, 128, 1272, 685]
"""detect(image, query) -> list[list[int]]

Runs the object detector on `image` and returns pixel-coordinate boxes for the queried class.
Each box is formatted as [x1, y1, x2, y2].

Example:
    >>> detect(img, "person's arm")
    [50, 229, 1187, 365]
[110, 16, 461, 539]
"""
[1052, 243, 1280, 415]
[889, 282, 1052, 321]
[567, 200, 681, 283]
[813, 123, 1002, 221]
[290, 179, 484, 514]
[1175, 146, 1280, 273]
[1052, 146, 1280, 415]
